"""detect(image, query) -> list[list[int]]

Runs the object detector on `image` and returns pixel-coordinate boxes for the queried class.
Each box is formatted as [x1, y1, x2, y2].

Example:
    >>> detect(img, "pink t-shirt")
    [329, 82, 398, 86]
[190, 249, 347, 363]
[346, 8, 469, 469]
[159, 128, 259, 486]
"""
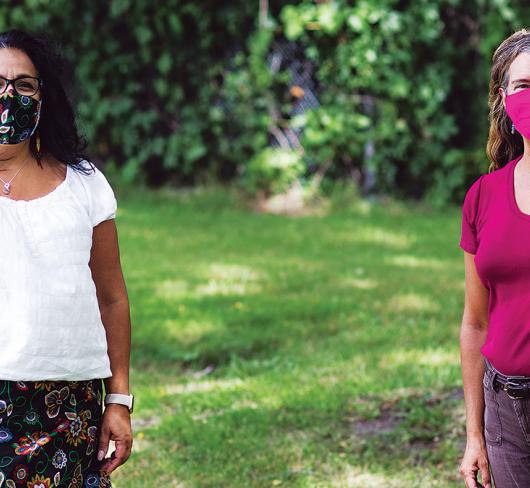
[460, 153, 530, 375]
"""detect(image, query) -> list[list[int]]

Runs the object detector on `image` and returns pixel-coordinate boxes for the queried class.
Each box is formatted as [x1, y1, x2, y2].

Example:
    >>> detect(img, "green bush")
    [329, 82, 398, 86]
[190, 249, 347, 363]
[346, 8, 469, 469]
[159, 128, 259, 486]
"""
[0, 0, 522, 203]
[240, 147, 305, 196]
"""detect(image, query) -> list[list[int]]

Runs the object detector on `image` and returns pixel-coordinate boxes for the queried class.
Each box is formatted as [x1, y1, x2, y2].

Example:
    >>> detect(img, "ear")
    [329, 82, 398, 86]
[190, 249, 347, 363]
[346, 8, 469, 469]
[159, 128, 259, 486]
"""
[499, 86, 506, 110]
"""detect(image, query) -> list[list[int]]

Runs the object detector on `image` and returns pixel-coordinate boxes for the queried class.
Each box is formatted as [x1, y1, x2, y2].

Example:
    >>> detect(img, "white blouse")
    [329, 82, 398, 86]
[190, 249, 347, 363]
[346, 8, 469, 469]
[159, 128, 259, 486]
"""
[0, 159, 117, 381]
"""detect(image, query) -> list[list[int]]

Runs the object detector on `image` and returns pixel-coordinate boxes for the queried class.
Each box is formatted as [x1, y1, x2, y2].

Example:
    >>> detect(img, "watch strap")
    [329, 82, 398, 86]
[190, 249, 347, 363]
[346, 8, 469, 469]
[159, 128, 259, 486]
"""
[104, 393, 134, 413]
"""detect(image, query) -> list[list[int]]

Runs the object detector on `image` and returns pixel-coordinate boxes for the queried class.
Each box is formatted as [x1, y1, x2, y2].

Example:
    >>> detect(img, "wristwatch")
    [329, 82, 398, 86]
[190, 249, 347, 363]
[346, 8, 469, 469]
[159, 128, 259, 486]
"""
[104, 393, 134, 413]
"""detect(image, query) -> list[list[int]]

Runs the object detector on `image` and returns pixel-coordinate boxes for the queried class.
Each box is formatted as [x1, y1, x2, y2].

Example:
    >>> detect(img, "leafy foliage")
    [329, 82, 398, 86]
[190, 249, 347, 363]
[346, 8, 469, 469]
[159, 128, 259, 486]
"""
[0, 0, 523, 202]
[240, 147, 305, 196]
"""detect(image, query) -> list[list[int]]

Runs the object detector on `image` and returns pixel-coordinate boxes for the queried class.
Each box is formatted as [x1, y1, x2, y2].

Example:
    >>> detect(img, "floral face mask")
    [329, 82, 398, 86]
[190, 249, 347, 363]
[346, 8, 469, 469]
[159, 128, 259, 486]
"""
[0, 92, 42, 144]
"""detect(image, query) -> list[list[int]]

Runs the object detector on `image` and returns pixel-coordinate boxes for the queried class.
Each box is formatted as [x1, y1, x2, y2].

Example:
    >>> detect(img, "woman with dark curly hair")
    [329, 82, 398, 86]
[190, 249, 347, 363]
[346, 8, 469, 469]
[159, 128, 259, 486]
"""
[459, 28, 530, 488]
[0, 29, 133, 487]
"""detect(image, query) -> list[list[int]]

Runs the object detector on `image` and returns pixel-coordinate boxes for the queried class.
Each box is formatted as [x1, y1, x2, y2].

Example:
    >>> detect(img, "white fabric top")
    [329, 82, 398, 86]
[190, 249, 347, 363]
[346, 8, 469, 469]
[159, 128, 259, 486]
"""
[0, 159, 117, 381]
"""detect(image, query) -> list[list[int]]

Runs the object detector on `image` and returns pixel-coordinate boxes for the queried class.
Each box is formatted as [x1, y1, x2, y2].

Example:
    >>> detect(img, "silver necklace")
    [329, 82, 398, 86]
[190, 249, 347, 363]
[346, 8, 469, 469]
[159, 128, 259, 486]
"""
[0, 155, 32, 195]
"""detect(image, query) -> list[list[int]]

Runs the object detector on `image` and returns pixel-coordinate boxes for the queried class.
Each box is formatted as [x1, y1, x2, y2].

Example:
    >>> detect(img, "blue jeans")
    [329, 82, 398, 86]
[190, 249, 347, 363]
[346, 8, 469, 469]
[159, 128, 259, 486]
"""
[483, 357, 530, 486]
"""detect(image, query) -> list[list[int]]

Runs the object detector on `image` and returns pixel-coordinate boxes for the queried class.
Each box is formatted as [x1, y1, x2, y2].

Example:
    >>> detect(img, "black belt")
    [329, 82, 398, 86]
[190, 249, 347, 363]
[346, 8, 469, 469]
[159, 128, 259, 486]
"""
[490, 366, 530, 399]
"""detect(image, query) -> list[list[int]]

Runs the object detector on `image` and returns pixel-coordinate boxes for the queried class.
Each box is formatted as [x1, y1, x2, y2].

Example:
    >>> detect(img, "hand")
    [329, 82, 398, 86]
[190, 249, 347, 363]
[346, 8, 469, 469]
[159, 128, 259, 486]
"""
[459, 435, 492, 488]
[97, 404, 133, 475]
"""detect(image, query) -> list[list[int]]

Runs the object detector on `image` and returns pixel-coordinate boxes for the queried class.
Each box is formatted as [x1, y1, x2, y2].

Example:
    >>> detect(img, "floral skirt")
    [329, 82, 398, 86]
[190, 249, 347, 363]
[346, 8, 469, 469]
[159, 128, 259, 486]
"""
[0, 377, 112, 487]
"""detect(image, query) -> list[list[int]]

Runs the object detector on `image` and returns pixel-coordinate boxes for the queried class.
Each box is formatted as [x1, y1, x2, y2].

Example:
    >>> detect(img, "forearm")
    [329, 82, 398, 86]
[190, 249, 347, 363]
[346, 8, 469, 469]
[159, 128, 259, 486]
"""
[100, 298, 131, 394]
[460, 323, 488, 439]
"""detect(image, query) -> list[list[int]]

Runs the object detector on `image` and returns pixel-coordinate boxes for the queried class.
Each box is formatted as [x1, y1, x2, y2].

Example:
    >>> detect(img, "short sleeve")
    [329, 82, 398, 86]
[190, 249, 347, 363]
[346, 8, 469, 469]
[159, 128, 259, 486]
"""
[459, 175, 484, 254]
[80, 163, 118, 227]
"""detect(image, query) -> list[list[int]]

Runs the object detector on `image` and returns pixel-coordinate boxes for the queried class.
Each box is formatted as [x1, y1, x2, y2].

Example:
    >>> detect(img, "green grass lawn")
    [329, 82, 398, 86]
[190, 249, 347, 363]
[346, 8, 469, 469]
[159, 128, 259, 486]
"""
[111, 184, 467, 487]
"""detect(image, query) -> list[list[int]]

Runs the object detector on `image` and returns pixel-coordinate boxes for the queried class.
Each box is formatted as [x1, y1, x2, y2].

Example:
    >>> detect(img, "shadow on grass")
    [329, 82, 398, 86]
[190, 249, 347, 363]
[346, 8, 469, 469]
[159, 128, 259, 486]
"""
[137, 379, 466, 486]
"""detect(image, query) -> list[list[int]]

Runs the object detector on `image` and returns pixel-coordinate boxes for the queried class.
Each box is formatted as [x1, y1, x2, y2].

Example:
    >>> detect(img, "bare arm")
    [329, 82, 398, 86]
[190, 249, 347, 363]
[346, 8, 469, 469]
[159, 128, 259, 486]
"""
[460, 251, 489, 438]
[89, 218, 133, 475]
[89, 219, 131, 396]
[459, 250, 491, 488]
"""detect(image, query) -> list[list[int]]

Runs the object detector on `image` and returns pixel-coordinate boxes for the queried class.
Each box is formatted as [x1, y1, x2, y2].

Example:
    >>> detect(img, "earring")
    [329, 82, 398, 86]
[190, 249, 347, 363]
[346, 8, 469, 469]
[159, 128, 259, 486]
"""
[34, 132, 42, 166]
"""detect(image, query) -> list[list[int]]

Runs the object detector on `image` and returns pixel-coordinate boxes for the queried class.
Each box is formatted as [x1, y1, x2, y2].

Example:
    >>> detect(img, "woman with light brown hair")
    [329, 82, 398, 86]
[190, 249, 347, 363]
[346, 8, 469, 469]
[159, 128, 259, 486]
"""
[459, 28, 530, 487]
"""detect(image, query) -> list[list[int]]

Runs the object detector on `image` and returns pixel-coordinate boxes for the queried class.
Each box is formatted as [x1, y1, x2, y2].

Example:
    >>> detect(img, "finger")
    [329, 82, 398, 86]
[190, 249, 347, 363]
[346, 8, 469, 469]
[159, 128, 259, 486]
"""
[97, 422, 111, 462]
[101, 451, 127, 475]
[479, 459, 491, 488]
[459, 461, 477, 480]
[464, 473, 478, 488]
[100, 450, 117, 474]
[100, 439, 131, 474]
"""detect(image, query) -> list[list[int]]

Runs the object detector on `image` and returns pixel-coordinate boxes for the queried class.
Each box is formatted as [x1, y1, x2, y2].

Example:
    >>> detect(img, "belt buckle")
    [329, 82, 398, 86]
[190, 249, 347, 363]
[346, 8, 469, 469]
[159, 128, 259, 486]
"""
[504, 380, 527, 399]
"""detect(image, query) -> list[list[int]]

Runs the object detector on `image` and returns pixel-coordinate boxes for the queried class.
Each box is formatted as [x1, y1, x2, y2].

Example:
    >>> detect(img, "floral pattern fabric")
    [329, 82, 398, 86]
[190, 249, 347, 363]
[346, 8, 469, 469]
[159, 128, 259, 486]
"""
[0, 92, 42, 144]
[0, 378, 111, 487]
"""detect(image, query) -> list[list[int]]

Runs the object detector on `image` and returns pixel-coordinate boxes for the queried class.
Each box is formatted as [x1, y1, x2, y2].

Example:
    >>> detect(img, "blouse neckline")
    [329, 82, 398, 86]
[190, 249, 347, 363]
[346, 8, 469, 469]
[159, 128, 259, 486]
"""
[0, 163, 70, 205]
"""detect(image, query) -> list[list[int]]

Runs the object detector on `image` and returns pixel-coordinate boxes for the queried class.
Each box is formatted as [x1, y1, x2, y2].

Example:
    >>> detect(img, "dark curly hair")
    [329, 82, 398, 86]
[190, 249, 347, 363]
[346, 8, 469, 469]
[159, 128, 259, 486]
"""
[0, 28, 94, 174]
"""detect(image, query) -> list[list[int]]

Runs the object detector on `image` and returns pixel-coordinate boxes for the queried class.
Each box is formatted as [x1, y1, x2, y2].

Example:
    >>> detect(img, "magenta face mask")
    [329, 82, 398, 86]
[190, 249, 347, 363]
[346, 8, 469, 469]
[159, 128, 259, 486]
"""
[506, 87, 530, 139]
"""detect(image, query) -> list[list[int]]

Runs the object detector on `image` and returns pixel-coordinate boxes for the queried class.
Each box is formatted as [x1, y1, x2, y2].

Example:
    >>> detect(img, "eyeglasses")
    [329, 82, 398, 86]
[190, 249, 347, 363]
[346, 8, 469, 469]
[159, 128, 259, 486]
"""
[0, 76, 43, 97]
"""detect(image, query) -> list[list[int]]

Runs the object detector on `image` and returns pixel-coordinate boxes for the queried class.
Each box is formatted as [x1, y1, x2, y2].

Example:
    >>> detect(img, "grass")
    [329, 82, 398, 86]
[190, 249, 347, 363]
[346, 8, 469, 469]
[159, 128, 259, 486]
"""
[110, 183, 467, 487]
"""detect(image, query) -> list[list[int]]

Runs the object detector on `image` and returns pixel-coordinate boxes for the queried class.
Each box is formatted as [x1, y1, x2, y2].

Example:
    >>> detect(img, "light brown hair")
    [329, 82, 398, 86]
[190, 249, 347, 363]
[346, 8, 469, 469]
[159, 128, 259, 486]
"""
[487, 29, 528, 171]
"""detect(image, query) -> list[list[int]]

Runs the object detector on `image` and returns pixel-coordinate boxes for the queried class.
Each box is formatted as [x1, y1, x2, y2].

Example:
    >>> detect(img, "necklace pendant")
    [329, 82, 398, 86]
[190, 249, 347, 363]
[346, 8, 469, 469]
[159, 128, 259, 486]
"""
[2, 182, 10, 195]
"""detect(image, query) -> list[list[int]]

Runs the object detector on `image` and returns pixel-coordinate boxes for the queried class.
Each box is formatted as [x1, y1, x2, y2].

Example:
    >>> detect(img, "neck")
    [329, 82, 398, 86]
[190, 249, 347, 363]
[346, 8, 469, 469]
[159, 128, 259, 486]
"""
[0, 143, 33, 171]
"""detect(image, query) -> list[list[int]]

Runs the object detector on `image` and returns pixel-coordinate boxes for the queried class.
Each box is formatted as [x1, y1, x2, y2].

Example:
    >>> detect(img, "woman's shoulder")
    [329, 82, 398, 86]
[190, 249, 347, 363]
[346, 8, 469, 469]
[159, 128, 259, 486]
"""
[68, 159, 116, 194]
[472, 158, 517, 207]
[67, 159, 118, 227]
[464, 160, 511, 200]
[68, 158, 107, 179]
[462, 171, 487, 207]
[461, 159, 515, 229]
